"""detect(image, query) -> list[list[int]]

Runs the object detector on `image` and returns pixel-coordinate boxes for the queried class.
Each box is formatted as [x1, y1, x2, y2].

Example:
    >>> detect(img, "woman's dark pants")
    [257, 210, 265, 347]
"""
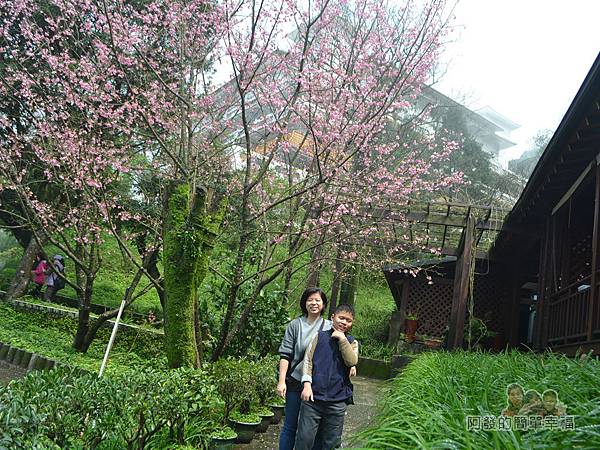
[279, 390, 324, 450]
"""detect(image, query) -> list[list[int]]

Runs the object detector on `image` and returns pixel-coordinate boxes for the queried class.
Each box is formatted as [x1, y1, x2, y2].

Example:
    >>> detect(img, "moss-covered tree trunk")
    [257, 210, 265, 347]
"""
[163, 183, 226, 368]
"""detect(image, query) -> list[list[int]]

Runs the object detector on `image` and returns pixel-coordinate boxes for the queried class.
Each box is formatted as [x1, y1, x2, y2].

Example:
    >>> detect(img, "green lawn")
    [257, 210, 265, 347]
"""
[0, 303, 165, 375]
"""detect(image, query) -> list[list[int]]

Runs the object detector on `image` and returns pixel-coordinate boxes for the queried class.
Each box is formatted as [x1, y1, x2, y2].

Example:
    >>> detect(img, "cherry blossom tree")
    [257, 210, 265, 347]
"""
[208, 0, 463, 358]
[1, 0, 461, 364]
[0, 0, 225, 358]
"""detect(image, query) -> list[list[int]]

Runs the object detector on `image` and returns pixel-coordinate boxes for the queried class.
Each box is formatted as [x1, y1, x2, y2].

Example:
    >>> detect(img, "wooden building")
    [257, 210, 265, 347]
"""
[384, 53, 600, 354]
[493, 53, 600, 355]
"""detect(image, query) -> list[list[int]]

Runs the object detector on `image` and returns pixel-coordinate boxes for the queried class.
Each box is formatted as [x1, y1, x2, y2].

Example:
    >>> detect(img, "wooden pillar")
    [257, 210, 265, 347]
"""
[399, 280, 410, 330]
[387, 280, 409, 345]
[447, 214, 475, 349]
[533, 218, 550, 350]
[507, 266, 521, 348]
[541, 215, 558, 349]
[587, 165, 600, 340]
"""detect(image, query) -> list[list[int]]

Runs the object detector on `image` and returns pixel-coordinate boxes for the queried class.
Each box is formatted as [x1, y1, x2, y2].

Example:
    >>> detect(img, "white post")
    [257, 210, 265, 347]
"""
[98, 287, 129, 377]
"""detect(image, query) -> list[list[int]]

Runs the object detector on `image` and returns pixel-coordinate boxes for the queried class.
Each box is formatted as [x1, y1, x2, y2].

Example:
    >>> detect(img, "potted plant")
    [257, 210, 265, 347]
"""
[229, 409, 261, 444]
[268, 395, 285, 424]
[229, 360, 261, 443]
[255, 405, 275, 433]
[405, 310, 419, 343]
[209, 426, 237, 450]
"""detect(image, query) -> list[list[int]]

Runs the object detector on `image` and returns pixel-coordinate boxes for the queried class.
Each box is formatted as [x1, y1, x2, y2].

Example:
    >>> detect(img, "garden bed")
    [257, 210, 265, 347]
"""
[0, 302, 164, 374]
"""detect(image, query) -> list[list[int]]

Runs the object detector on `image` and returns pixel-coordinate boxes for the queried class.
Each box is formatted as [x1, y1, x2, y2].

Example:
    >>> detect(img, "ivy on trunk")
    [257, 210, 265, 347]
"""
[163, 182, 226, 368]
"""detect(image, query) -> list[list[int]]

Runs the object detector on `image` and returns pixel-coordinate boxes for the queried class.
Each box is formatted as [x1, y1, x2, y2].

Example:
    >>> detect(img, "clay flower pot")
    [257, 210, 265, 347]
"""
[405, 318, 418, 343]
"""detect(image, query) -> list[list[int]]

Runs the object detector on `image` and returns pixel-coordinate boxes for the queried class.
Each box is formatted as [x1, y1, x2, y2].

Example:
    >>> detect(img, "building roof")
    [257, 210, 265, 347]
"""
[492, 52, 600, 256]
[475, 106, 521, 132]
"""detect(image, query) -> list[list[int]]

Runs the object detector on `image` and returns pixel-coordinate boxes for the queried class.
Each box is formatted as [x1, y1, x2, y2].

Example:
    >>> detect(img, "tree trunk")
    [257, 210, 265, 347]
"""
[194, 297, 202, 367]
[282, 258, 294, 306]
[78, 252, 152, 353]
[5, 236, 42, 300]
[73, 242, 100, 352]
[73, 287, 92, 351]
[329, 248, 343, 316]
[339, 262, 359, 307]
[163, 183, 226, 368]
[306, 241, 323, 288]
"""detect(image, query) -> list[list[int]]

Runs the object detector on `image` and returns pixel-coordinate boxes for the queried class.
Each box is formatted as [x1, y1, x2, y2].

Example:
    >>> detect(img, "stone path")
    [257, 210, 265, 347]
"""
[0, 360, 26, 386]
[235, 376, 385, 450]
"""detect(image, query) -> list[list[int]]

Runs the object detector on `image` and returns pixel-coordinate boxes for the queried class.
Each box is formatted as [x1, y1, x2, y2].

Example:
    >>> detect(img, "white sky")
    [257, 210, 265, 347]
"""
[434, 0, 600, 168]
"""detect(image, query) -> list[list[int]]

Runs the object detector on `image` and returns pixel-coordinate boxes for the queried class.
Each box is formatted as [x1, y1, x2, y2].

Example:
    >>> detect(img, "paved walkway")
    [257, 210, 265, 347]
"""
[235, 376, 384, 449]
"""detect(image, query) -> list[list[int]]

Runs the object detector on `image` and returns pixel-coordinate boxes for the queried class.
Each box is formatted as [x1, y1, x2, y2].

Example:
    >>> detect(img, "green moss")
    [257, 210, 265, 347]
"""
[163, 183, 226, 368]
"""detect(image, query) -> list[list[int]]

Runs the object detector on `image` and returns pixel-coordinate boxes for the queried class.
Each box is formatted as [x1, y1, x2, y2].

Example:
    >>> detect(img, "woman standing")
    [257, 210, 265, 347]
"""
[277, 287, 330, 450]
[30, 254, 48, 298]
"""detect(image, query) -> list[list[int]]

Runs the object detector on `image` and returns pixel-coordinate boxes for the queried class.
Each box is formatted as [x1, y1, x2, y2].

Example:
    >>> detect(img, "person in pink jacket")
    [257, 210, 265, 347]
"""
[30, 254, 48, 298]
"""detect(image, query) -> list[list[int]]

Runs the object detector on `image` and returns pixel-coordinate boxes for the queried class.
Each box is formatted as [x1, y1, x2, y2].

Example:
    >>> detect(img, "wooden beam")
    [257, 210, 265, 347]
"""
[551, 160, 594, 215]
[404, 211, 504, 230]
[533, 218, 551, 349]
[440, 246, 488, 259]
[447, 214, 475, 349]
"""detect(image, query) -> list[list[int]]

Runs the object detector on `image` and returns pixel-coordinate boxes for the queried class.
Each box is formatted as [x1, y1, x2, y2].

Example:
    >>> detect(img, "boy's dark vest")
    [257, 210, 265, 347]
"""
[311, 329, 355, 403]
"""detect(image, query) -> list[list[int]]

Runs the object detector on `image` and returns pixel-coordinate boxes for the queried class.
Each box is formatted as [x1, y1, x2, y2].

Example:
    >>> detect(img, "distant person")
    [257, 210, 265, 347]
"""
[44, 255, 65, 301]
[501, 383, 524, 417]
[295, 304, 359, 450]
[30, 254, 48, 298]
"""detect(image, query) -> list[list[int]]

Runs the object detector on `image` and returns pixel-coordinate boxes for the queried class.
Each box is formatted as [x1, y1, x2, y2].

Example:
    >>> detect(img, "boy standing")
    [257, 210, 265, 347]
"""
[295, 304, 359, 450]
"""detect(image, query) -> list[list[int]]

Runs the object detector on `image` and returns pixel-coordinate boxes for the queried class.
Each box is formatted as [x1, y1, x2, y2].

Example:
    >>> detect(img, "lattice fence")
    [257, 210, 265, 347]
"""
[473, 272, 508, 336]
[407, 279, 452, 338]
[406, 272, 508, 339]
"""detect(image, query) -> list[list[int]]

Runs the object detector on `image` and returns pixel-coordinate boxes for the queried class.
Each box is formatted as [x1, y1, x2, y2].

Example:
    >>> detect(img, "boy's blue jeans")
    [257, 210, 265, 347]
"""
[279, 390, 324, 450]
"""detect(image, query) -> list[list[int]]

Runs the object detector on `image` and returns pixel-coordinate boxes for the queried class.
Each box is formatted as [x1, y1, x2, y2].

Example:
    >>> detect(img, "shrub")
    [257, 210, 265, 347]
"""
[253, 355, 278, 406]
[0, 366, 219, 449]
[204, 282, 287, 359]
[211, 358, 254, 422]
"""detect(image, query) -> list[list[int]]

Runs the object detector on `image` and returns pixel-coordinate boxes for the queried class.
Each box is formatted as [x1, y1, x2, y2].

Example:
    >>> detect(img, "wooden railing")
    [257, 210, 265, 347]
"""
[546, 275, 594, 345]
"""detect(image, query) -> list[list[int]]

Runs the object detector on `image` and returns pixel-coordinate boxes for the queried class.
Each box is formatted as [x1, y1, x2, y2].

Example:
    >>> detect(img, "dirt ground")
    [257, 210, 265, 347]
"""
[0, 360, 27, 386]
[234, 376, 385, 450]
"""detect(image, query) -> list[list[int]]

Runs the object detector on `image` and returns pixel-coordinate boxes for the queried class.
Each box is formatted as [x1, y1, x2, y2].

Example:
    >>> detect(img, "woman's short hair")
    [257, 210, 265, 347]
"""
[300, 287, 328, 316]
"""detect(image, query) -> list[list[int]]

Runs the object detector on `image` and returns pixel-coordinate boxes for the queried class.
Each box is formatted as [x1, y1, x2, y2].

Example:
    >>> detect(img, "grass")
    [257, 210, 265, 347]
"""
[0, 302, 165, 375]
[0, 237, 162, 317]
[355, 351, 600, 449]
